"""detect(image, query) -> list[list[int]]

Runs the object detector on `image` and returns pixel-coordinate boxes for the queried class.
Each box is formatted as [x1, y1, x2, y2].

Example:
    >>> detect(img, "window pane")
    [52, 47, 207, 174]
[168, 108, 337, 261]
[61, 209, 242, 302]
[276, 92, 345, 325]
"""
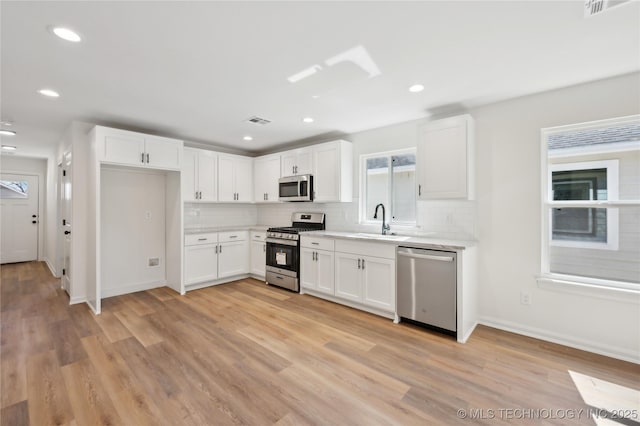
[552, 207, 606, 243]
[550, 207, 639, 284]
[0, 180, 28, 199]
[366, 157, 389, 220]
[552, 168, 607, 201]
[391, 154, 416, 222]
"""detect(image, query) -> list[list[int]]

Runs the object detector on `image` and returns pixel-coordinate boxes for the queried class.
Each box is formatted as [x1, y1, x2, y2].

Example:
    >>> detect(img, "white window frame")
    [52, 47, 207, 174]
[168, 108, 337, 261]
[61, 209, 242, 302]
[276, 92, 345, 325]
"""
[548, 159, 619, 251]
[539, 114, 640, 293]
[359, 148, 417, 227]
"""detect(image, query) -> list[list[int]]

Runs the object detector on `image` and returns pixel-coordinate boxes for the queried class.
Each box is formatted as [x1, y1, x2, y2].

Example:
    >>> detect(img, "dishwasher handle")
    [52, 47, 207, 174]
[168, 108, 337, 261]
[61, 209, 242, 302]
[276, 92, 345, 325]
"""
[397, 251, 454, 262]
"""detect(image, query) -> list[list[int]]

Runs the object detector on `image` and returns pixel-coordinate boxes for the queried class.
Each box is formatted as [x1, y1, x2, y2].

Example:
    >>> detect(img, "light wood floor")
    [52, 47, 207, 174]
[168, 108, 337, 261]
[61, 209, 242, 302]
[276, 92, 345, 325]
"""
[1, 262, 638, 425]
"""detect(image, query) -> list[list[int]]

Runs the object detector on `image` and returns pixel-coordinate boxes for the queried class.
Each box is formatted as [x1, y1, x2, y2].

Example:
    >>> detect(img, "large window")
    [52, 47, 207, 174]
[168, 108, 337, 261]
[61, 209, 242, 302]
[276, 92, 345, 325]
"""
[541, 116, 640, 289]
[360, 149, 416, 226]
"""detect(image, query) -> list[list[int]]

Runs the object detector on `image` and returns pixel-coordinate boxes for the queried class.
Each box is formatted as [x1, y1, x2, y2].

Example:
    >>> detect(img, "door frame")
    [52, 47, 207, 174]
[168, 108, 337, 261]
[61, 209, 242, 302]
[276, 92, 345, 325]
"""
[0, 170, 44, 262]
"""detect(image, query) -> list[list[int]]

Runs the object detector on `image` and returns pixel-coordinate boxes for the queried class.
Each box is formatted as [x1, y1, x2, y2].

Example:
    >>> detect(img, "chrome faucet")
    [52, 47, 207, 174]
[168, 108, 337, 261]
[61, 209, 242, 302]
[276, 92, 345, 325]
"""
[373, 203, 391, 235]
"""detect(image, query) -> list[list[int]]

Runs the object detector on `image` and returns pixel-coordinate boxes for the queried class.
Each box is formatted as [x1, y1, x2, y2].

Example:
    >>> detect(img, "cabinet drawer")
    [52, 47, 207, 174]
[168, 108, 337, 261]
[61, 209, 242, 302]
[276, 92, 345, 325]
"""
[185, 233, 218, 246]
[219, 230, 248, 243]
[251, 231, 266, 242]
[335, 239, 395, 259]
[301, 236, 335, 251]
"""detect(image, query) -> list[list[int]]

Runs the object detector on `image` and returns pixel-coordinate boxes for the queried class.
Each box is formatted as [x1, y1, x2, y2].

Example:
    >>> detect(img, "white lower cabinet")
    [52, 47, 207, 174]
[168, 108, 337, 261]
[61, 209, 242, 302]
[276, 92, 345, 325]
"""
[335, 252, 395, 312]
[300, 247, 335, 295]
[184, 231, 249, 287]
[250, 231, 266, 278]
[301, 235, 395, 316]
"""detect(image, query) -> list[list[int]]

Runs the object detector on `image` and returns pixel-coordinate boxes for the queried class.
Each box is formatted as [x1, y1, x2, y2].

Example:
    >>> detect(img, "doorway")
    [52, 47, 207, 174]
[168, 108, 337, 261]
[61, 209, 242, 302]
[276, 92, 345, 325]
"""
[0, 173, 39, 263]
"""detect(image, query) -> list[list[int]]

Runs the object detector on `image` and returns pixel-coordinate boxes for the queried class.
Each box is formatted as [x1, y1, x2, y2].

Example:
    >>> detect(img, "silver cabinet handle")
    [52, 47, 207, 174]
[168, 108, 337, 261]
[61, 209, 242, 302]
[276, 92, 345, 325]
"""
[357, 258, 361, 269]
[219, 245, 222, 253]
[215, 245, 218, 254]
[198, 238, 207, 241]
[141, 152, 145, 163]
[397, 252, 454, 262]
[229, 235, 237, 239]
[311, 242, 319, 245]
[362, 259, 365, 269]
[418, 184, 422, 196]
[146, 153, 150, 163]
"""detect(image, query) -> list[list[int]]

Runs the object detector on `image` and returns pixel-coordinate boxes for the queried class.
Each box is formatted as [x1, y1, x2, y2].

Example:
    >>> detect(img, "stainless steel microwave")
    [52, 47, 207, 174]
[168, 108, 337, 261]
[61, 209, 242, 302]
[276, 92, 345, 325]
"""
[279, 175, 314, 202]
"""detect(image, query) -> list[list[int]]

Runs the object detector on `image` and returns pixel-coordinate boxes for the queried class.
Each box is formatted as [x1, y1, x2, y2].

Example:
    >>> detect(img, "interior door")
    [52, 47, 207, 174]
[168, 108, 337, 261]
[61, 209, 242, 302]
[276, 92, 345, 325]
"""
[0, 174, 39, 263]
[61, 153, 72, 293]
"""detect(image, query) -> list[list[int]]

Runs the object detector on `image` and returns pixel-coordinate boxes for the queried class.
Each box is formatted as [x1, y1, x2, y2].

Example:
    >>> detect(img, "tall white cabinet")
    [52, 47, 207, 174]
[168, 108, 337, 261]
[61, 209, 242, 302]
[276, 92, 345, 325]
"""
[417, 114, 475, 200]
[312, 140, 353, 203]
[88, 125, 184, 314]
[281, 147, 313, 176]
[253, 154, 280, 203]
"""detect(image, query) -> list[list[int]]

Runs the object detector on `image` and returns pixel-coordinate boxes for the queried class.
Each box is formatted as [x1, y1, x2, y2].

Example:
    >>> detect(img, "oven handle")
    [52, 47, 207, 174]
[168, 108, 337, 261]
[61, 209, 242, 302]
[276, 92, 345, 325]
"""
[266, 238, 298, 247]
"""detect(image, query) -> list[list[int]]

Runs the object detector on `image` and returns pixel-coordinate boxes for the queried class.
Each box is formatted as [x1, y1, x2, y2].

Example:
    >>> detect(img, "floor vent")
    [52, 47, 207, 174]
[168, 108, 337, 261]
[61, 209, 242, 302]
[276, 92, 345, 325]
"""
[245, 116, 272, 125]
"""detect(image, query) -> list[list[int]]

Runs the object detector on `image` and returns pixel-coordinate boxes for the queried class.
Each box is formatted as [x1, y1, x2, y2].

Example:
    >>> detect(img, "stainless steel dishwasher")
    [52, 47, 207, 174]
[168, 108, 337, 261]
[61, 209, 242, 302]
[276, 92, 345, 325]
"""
[396, 246, 457, 334]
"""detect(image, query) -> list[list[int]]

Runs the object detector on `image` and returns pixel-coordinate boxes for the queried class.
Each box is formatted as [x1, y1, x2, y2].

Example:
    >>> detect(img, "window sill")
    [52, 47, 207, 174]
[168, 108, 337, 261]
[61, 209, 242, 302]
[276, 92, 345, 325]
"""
[536, 273, 640, 303]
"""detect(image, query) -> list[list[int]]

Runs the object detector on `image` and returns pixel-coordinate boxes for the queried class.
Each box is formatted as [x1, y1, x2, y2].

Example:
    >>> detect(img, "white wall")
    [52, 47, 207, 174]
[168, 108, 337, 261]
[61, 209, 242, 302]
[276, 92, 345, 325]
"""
[0, 155, 48, 265]
[185, 203, 258, 229]
[473, 72, 640, 362]
[101, 167, 167, 297]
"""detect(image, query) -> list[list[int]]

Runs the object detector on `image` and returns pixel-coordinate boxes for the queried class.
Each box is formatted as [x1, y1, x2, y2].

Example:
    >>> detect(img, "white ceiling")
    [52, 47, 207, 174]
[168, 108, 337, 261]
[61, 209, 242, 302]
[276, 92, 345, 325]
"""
[1, 1, 639, 157]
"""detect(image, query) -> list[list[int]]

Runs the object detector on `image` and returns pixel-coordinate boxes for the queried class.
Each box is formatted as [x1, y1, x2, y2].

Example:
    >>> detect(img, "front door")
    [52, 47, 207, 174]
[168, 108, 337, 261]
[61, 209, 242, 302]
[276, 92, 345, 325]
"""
[0, 174, 39, 264]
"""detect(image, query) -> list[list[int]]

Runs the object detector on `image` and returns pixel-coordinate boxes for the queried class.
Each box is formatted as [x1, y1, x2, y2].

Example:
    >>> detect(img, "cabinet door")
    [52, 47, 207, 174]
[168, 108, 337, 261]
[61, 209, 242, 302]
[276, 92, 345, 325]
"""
[313, 142, 340, 202]
[295, 149, 313, 175]
[218, 156, 235, 201]
[184, 244, 218, 285]
[316, 249, 335, 295]
[362, 256, 395, 312]
[335, 252, 362, 302]
[198, 151, 218, 201]
[250, 240, 266, 277]
[254, 155, 280, 202]
[300, 247, 317, 290]
[218, 241, 249, 278]
[182, 149, 198, 202]
[281, 152, 298, 177]
[145, 137, 182, 170]
[417, 115, 471, 200]
[102, 134, 145, 166]
[234, 157, 253, 202]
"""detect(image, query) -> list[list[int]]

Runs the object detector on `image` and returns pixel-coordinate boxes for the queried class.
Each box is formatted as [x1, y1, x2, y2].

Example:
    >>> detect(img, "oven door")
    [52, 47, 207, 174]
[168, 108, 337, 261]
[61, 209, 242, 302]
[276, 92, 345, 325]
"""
[265, 238, 299, 274]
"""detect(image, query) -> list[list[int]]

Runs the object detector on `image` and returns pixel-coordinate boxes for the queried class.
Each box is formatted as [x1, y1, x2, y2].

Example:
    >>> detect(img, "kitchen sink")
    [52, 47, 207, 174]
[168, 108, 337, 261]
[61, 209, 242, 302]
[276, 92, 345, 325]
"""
[348, 233, 411, 242]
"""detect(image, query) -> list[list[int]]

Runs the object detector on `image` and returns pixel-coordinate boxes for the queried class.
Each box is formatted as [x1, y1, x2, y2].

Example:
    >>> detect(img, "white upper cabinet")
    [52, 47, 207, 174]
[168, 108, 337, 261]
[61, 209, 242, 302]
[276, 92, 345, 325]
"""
[417, 114, 475, 200]
[218, 154, 253, 202]
[95, 126, 183, 171]
[253, 154, 281, 203]
[182, 148, 217, 202]
[312, 140, 353, 203]
[281, 147, 313, 176]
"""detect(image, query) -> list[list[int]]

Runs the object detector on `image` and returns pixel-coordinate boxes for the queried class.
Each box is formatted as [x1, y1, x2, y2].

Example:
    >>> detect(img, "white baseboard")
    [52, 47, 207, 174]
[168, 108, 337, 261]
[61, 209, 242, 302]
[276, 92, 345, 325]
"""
[459, 321, 478, 344]
[101, 280, 166, 298]
[43, 258, 59, 277]
[479, 316, 639, 364]
[69, 296, 86, 305]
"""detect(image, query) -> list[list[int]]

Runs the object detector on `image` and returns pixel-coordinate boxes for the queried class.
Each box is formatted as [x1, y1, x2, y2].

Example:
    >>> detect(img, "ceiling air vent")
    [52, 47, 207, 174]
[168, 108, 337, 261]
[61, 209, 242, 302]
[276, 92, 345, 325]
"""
[584, 0, 631, 17]
[245, 116, 272, 125]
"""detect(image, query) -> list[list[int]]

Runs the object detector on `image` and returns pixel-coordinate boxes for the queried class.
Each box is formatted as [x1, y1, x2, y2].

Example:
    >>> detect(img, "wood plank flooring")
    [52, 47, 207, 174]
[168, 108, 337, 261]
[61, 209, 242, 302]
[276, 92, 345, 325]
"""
[1, 261, 638, 425]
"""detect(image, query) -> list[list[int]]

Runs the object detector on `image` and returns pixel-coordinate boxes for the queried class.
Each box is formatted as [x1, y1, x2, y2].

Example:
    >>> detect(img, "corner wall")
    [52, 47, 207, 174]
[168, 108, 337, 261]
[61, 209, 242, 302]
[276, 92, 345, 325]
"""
[473, 72, 640, 362]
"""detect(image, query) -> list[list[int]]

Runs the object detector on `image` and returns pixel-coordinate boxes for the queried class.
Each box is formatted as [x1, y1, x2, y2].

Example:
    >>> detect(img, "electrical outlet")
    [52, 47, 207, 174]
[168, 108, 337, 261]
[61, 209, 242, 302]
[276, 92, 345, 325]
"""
[520, 291, 531, 305]
[148, 257, 160, 267]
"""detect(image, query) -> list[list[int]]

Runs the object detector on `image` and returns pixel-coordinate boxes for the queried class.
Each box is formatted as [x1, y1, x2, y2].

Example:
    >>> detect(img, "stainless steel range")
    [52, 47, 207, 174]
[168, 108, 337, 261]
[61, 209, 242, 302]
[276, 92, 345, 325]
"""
[266, 212, 325, 292]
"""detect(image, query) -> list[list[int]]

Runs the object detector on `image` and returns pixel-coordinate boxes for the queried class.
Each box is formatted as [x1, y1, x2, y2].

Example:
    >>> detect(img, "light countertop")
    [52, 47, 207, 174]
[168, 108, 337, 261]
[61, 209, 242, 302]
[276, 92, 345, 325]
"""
[302, 230, 476, 251]
[185, 225, 269, 235]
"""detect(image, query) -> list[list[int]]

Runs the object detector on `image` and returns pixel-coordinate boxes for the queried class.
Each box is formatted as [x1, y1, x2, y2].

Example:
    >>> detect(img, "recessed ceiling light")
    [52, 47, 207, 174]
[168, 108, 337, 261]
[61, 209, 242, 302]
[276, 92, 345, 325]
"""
[50, 26, 82, 42]
[243, 136, 253, 141]
[1, 145, 17, 151]
[303, 117, 314, 123]
[409, 84, 424, 93]
[0, 130, 17, 136]
[38, 89, 60, 98]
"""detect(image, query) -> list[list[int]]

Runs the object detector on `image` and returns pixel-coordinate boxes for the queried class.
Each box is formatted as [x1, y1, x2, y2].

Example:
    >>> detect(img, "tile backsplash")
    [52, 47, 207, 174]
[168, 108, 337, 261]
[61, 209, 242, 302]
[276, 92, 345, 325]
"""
[185, 199, 476, 240]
